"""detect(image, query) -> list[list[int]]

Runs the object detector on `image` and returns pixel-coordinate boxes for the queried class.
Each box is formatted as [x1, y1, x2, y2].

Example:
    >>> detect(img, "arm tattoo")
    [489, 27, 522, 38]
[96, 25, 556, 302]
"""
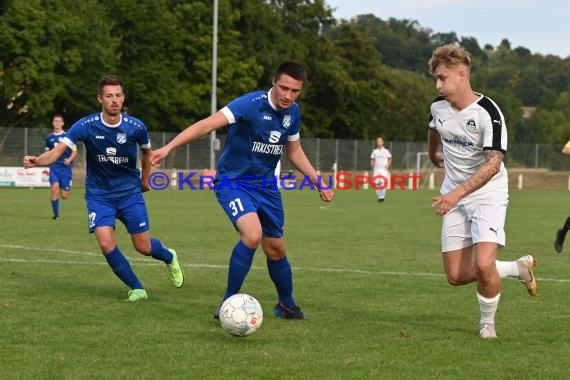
[460, 150, 504, 195]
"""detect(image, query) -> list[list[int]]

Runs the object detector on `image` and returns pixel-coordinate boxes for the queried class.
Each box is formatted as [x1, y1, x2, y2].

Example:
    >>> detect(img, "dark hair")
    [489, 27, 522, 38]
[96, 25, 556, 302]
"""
[52, 114, 64, 121]
[98, 75, 124, 95]
[274, 61, 307, 82]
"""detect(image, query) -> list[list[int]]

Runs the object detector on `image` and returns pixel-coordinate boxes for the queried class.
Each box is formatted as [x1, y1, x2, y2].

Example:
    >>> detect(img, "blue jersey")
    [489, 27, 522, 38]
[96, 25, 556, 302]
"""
[45, 131, 73, 170]
[62, 112, 150, 198]
[217, 89, 301, 185]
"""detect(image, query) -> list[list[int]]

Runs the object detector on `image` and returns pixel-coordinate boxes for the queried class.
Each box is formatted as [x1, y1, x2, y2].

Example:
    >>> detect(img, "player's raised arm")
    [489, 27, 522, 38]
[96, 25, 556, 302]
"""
[23, 143, 69, 168]
[150, 112, 229, 167]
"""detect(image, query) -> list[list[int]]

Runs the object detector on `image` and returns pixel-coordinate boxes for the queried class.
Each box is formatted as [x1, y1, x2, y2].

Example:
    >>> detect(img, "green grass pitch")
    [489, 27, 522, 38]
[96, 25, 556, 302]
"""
[1, 187, 570, 379]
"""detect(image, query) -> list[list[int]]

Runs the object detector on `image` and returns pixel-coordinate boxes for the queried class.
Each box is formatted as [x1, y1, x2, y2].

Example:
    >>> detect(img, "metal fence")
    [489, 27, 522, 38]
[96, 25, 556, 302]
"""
[2, 127, 570, 174]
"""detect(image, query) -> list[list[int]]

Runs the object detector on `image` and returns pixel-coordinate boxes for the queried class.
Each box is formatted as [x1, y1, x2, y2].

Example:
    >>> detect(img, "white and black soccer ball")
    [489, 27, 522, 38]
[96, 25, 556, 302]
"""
[219, 294, 263, 337]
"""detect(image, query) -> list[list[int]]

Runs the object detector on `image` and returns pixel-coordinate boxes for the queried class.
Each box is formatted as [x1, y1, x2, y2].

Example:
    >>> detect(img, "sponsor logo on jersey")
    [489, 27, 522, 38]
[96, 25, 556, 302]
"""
[116, 133, 126, 144]
[268, 131, 281, 144]
[282, 115, 291, 129]
[438, 118, 445, 128]
[251, 141, 283, 155]
[492, 119, 502, 126]
[97, 153, 129, 164]
[95, 135, 105, 139]
[263, 115, 272, 120]
[466, 119, 477, 132]
[443, 136, 474, 148]
[99, 145, 129, 164]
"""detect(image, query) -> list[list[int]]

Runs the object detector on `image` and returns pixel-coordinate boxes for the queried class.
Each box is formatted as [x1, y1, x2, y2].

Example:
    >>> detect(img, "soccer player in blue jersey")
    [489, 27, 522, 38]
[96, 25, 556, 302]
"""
[45, 114, 77, 220]
[24, 75, 183, 302]
[150, 61, 334, 319]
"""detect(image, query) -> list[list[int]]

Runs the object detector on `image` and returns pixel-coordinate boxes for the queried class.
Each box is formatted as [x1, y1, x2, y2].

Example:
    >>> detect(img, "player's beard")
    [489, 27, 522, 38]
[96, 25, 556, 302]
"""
[105, 104, 121, 117]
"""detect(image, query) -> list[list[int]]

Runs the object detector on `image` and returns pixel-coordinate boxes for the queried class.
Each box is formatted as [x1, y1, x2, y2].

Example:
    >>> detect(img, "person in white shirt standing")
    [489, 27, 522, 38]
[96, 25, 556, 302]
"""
[427, 44, 538, 339]
[370, 137, 392, 203]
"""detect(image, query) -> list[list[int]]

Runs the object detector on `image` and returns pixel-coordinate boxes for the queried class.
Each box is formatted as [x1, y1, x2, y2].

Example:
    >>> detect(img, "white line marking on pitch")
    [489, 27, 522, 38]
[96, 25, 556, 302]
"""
[1, 243, 569, 282]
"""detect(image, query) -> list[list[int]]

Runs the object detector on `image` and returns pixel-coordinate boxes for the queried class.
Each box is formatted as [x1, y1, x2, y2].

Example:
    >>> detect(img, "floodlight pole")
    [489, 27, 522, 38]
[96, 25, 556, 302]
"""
[209, 0, 218, 169]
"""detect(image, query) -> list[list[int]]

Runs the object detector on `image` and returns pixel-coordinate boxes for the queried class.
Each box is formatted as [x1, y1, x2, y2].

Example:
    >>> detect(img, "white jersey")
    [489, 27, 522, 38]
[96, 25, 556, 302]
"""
[428, 93, 508, 201]
[370, 147, 391, 175]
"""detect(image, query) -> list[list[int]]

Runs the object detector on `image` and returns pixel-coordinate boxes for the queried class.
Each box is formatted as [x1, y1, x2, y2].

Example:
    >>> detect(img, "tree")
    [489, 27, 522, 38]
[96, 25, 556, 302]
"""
[0, 0, 118, 129]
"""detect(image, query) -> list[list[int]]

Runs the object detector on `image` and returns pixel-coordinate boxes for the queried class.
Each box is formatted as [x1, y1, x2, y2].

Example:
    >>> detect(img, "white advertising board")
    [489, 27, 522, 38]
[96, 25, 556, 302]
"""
[0, 167, 51, 187]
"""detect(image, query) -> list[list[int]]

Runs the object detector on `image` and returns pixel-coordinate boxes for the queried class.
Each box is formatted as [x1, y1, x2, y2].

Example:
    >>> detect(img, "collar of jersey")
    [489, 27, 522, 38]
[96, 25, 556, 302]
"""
[100, 112, 122, 128]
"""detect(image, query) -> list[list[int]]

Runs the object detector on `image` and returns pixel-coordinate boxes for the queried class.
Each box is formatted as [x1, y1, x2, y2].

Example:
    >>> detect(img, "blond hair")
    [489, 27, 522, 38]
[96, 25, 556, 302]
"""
[428, 44, 471, 75]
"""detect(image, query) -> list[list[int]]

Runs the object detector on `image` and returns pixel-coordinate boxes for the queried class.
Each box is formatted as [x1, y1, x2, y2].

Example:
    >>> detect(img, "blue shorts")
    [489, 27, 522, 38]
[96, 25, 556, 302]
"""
[49, 166, 72, 191]
[85, 192, 150, 234]
[215, 186, 284, 238]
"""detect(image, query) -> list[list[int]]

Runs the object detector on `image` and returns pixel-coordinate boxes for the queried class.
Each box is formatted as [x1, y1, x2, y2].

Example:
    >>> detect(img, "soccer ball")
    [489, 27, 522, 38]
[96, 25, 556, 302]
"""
[219, 294, 263, 337]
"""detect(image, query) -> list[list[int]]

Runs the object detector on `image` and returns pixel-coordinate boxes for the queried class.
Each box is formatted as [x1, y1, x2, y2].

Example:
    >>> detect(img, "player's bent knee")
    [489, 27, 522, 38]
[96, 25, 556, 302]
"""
[132, 240, 152, 256]
[241, 235, 262, 248]
[446, 274, 469, 286]
[134, 245, 152, 256]
[263, 249, 286, 260]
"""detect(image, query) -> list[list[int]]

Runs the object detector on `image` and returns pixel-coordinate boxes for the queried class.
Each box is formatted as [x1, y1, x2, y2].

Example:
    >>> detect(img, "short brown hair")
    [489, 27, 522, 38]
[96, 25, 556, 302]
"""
[428, 44, 471, 75]
[98, 75, 124, 95]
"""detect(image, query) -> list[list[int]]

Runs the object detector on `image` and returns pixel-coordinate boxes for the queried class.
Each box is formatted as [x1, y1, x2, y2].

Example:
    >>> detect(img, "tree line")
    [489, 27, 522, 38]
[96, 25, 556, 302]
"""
[1, 0, 569, 143]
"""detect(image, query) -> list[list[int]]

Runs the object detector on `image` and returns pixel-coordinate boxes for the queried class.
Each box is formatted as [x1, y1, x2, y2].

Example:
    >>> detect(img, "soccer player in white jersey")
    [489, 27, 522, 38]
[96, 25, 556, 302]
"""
[24, 75, 183, 302]
[150, 61, 334, 320]
[44, 114, 77, 220]
[427, 45, 538, 339]
[370, 137, 392, 202]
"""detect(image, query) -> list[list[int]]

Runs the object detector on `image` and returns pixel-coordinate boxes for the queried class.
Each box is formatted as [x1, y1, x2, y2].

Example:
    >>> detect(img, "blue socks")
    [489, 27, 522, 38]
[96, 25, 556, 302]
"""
[224, 241, 256, 300]
[103, 246, 143, 290]
[221, 240, 296, 308]
[51, 199, 59, 218]
[267, 257, 295, 307]
[150, 238, 173, 263]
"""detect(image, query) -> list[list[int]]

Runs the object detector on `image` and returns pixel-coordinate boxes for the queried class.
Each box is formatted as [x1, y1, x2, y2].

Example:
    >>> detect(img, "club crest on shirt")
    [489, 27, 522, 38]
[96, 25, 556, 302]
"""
[282, 115, 291, 129]
[269, 131, 281, 144]
[116, 133, 126, 144]
[466, 119, 477, 132]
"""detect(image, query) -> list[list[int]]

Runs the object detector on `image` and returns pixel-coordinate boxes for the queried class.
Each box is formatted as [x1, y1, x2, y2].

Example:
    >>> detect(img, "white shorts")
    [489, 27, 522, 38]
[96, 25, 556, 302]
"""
[441, 200, 507, 252]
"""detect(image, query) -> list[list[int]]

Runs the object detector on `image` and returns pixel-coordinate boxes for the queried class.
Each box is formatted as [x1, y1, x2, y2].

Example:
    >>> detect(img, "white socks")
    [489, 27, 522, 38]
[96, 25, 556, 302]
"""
[496, 260, 519, 278]
[496, 259, 530, 282]
[477, 292, 500, 326]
